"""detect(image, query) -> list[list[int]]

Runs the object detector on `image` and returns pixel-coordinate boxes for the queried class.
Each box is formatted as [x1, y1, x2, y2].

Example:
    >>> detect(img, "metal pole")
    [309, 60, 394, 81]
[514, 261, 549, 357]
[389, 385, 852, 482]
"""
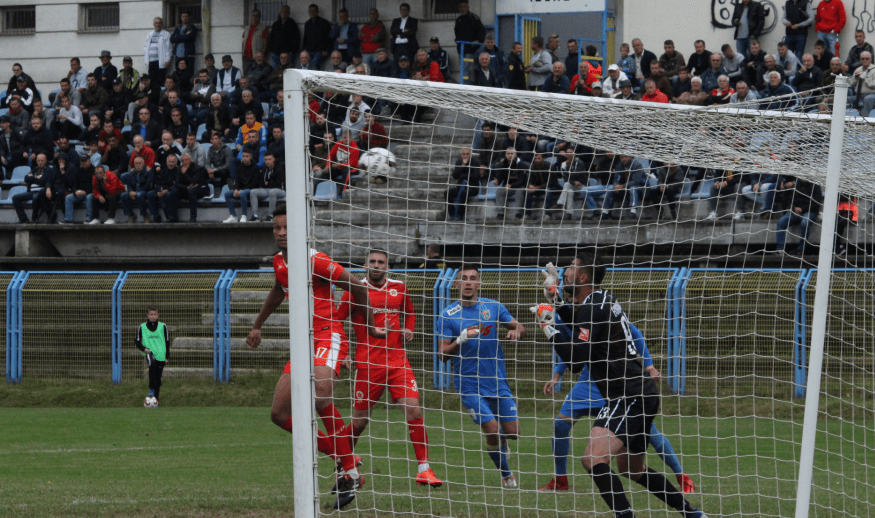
[283, 69, 318, 518]
[793, 74, 849, 518]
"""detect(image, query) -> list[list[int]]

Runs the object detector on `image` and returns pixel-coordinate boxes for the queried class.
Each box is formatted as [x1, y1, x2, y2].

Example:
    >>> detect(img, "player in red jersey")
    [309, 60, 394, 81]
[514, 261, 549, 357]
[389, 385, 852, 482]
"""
[247, 205, 383, 510]
[336, 250, 443, 487]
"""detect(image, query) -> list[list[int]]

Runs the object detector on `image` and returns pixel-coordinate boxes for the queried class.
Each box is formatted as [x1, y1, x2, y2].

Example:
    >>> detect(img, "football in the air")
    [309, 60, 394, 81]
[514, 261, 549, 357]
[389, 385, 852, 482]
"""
[144, 396, 158, 408]
[359, 148, 396, 183]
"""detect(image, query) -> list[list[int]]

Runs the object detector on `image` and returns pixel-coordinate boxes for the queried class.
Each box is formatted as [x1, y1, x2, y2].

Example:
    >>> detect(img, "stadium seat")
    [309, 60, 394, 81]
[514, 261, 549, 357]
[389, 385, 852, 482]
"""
[691, 178, 714, 200]
[200, 143, 210, 156]
[3, 166, 30, 187]
[205, 184, 214, 200]
[313, 181, 338, 201]
[261, 103, 269, 121]
[196, 124, 207, 141]
[122, 125, 131, 134]
[476, 184, 499, 201]
[1, 185, 27, 204]
[0, 108, 8, 118]
[75, 145, 84, 155]
[213, 184, 230, 204]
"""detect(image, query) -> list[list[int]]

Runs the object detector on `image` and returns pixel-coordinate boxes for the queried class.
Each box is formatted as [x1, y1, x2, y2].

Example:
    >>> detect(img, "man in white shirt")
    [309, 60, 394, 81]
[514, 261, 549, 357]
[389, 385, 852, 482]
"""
[67, 58, 89, 96]
[390, 3, 419, 64]
[601, 64, 629, 97]
[216, 55, 242, 100]
[144, 17, 172, 86]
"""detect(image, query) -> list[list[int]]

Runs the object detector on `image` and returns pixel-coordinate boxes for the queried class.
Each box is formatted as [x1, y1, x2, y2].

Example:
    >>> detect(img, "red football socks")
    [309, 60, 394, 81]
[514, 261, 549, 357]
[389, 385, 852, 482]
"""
[319, 404, 356, 472]
[408, 418, 429, 463]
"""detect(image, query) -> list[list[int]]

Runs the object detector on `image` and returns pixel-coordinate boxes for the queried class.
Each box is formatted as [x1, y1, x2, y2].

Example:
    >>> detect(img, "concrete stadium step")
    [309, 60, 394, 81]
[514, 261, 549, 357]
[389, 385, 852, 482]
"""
[230, 290, 270, 302]
[343, 187, 445, 203]
[312, 222, 418, 241]
[316, 239, 420, 263]
[386, 125, 476, 146]
[312, 208, 444, 225]
[173, 337, 288, 351]
[392, 144, 456, 163]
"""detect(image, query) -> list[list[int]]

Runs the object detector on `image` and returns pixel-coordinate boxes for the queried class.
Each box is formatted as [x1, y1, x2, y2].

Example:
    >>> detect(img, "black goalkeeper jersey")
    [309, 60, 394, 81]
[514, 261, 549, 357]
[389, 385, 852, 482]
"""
[554, 289, 659, 401]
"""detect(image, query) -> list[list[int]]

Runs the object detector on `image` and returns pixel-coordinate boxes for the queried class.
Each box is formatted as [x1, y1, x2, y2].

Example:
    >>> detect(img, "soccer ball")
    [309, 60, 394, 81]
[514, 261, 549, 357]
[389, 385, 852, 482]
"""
[359, 148, 396, 184]
[144, 396, 158, 408]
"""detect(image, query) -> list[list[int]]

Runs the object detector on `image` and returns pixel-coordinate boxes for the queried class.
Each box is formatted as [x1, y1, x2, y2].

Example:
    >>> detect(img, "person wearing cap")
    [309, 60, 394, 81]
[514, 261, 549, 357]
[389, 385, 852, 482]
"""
[391, 3, 420, 64]
[203, 54, 219, 85]
[2, 76, 35, 114]
[266, 5, 300, 69]
[216, 55, 242, 100]
[303, 4, 332, 69]
[93, 50, 118, 92]
[330, 8, 359, 63]
[144, 17, 171, 86]
[426, 38, 449, 79]
[613, 79, 641, 101]
[64, 152, 95, 223]
[602, 64, 629, 97]
[5, 63, 38, 101]
[371, 48, 397, 79]
[241, 9, 270, 75]
[105, 78, 132, 127]
[0, 115, 24, 180]
[360, 8, 387, 68]
[170, 9, 197, 71]
[590, 81, 605, 98]
[119, 56, 140, 92]
[454, 0, 486, 58]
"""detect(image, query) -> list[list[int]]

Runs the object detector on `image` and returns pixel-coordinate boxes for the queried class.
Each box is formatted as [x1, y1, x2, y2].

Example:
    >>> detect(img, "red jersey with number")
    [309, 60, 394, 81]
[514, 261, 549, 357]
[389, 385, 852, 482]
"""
[338, 277, 415, 368]
[273, 250, 345, 331]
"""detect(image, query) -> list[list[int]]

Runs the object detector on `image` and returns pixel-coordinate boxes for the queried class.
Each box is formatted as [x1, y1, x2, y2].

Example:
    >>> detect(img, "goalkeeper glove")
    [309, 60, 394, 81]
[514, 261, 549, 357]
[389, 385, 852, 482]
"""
[541, 262, 561, 304]
[530, 304, 559, 339]
[457, 326, 480, 346]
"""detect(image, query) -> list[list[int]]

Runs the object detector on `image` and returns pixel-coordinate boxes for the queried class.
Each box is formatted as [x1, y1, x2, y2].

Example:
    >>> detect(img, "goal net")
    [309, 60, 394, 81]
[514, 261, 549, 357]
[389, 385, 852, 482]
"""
[285, 69, 875, 517]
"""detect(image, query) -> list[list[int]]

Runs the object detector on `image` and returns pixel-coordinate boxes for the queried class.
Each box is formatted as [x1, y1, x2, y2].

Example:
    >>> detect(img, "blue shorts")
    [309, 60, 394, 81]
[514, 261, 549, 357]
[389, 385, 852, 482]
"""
[559, 381, 606, 419]
[461, 394, 519, 425]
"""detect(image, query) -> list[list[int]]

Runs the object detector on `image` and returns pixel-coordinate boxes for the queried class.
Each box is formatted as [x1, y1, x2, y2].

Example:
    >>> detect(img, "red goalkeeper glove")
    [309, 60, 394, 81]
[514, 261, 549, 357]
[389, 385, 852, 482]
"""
[541, 262, 561, 304]
[530, 303, 559, 339]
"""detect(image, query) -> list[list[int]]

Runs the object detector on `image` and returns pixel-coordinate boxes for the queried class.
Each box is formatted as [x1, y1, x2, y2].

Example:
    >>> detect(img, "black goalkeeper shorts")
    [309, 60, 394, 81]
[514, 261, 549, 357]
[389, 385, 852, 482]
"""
[593, 394, 659, 454]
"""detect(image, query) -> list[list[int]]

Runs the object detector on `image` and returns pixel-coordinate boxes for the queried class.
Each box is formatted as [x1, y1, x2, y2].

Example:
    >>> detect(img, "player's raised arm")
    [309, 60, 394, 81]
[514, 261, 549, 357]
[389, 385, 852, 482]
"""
[334, 268, 386, 338]
[248, 279, 285, 349]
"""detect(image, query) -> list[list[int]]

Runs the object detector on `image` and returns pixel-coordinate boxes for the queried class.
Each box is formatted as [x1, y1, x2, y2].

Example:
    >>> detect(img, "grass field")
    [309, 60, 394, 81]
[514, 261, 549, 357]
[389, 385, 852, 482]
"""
[1, 378, 874, 517]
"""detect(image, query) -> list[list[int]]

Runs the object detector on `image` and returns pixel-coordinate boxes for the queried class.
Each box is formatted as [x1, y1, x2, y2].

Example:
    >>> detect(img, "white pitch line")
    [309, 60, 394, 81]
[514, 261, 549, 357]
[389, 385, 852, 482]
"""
[1, 440, 289, 455]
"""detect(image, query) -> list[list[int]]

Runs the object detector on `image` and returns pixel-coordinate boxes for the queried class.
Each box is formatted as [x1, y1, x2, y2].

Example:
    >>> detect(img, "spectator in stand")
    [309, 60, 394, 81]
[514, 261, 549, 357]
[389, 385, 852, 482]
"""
[740, 170, 779, 218]
[105, 78, 132, 127]
[503, 127, 533, 162]
[391, 4, 420, 65]
[40, 154, 71, 223]
[820, 56, 844, 107]
[732, 0, 766, 57]
[413, 48, 444, 82]
[125, 76, 160, 123]
[93, 50, 118, 92]
[670, 67, 693, 101]
[446, 147, 481, 222]
[602, 64, 630, 97]
[80, 74, 108, 119]
[154, 131, 182, 173]
[526, 36, 553, 91]
[216, 55, 242, 101]
[266, 91, 285, 129]
[203, 54, 218, 85]
[183, 132, 206, 167]
[101, 134, 128, 177]
[67, 57, 89, 96]
[119, 56, 139, 92]
[777, 42, 800, 80]
[631, 38, 658, 88]
[427, 38, 450, 80]
[0, 115, 24, 179]
[358, 111, 387, 151]
[722, 44, 746, 85]
[170, 9, 197, 70]
[150, 152, 178, 221]
[812, 39, 835, 71]
[266, 125, 284, 167]
[331, 8, 359, 63]
[144, 17, 172, 86]
[551, 146, 593, 219]
[700, 53, 728, 92]
[81, 139, 101, 167]
[360, 9, 387, 68]
[794, 53, 825, 107]
[2, 76, 34, 113]
[604, 154, 649, 219]
[63, 153, 95, 223]
[471, 52, 500, 88]
[23, 116, 54, 163]
[755, 54, 787, 90]
[744, 39, 768, 85]
[341, 108, 365, 141]
[687, 40, 711, 76]
[249, 151, 285, 220]
[641, 79, 669, 103]
[6, 63, 38, 100]
[120, 155, 155, 223]
[614, 79, 640, 101]
[346, 52, 371, 75]
[473, 35, 506, 84]
[782, 2, 815, 61]
[522, 151, 556, 220]
[490, 147, 530, 220]
[52, 79, 82, 112]
[169, 151, 210, 222]
[206, 132, 234, 187]
[266, 5, 299, 69]
[87, 165, 125, 224]
[234, 111, 267, 156]
[506, 42, 527, 91]
[844, 30, 873, 74]
[570, 61, 595, 95]
[705, 166, 744, 221]
[705, 75, 736, 105]
[649, 61, 672, 97]
[659, 40, 686, 78]
[850, 51, 875, 115]
[564, 40, 580, 81]
[129, 135, 157, 169]
[169, 59, 193, 96]
[773, 176, 823, 254]
[303, 4, 332, 69]
[454, 0, 486, 60]
[241, 9, 269, 75]
[542, 62, 570, 94]
[546, 34, 561, 64]
[187, 69, 215, 129]
[816, 0, 847, 55]
[222, 147, 261, 223]
[130, 106, 162, 149]
[52, 95, 85, 140]
[644, 162, 688, 220]
[617, 43, 637, 80]
[230, 90, 262, 135]
[730, 80, 758, 102]
[7, 99, 30, 137]
[322, 51, 348, 73]
[759, 71, 798, 110]
[676, 76, 708, 105]
[320, 129, 359, 189]
[14, 152, 52, 223]
[475, 121, 502, 175]
[161, 91, 189, 131]
[260, 52, 292, 103]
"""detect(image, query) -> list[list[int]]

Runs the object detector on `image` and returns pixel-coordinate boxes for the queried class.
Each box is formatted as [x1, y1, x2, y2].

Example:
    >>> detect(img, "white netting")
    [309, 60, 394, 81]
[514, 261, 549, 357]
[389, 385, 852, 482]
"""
[291, 70, 875, 517]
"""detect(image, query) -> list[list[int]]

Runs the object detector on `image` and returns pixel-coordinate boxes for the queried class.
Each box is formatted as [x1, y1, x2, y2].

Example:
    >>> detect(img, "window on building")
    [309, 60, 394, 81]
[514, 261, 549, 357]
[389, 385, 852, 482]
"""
[1, 6, 36, 35]
[79, 3, 120, 33]
[249, 1, 284, 25]
[165, 1, 202, 28]
[338, 0, 376, 23]
[428, 0, 459, 20]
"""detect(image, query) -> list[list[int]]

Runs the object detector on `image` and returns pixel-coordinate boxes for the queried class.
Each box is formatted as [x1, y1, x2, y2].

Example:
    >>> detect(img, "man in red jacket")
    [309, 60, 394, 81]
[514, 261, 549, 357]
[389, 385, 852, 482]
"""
[816, 0, 846, 57]
[641, 79, 669, 103]
[87, 165, 126, 224]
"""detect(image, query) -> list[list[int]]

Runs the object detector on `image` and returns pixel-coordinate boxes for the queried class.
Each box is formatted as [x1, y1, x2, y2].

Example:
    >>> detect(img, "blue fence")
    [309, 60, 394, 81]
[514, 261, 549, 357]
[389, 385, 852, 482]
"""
[1, 267, 844, 395]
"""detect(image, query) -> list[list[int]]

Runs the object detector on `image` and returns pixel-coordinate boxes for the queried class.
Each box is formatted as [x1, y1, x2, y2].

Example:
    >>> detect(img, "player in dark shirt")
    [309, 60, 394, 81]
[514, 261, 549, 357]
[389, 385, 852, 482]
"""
[532, 249, 707, 518]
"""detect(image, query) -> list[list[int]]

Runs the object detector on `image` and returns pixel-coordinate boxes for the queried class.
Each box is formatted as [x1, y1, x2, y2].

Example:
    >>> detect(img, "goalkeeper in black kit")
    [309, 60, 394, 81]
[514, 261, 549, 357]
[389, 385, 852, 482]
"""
[532, 250, 707, 518]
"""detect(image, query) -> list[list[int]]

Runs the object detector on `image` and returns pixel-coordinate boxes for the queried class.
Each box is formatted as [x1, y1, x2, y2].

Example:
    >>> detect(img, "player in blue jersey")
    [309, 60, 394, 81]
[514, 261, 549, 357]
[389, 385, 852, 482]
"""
[437, 264, 527, 489]
[533, 275, 694, 493]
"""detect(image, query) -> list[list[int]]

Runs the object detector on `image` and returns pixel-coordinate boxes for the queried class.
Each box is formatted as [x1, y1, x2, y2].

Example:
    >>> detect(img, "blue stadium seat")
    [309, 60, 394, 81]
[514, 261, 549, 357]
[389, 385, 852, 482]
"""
[0, 108, 7, 118]
[691, 178, 714, 200]
[122, 125, 131, 133]
[3, 166, 30, 187]
[200, 143, 211, 156]
[313, 181, 338, 201]
[196, 123, 207, 141]
[1, 185, 27, 204]
[476, 184, 499, 201]
[213, 184, 230, 203]
[261, 103, 269, 121]
[205, 184, 214, 200]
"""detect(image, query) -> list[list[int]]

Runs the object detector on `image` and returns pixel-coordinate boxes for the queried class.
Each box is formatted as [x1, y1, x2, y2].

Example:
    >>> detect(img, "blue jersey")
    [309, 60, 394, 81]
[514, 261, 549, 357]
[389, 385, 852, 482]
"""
[437, 298, 515, 397]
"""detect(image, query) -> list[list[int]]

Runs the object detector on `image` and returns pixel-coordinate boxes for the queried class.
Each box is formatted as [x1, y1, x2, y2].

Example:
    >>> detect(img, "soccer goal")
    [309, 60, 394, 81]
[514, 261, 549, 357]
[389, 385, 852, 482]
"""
[282, 69, 875, 517]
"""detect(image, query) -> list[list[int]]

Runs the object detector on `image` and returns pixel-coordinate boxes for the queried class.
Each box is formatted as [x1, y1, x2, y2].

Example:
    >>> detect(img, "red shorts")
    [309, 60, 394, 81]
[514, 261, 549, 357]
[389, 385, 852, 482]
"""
[353, 359, 419, 410]
[282, 328, 349, 376]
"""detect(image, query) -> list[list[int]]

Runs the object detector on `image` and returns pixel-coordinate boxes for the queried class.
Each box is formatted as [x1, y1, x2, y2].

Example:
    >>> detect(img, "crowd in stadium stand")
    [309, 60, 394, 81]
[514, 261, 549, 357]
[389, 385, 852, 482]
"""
[0, 0, 865, 248]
